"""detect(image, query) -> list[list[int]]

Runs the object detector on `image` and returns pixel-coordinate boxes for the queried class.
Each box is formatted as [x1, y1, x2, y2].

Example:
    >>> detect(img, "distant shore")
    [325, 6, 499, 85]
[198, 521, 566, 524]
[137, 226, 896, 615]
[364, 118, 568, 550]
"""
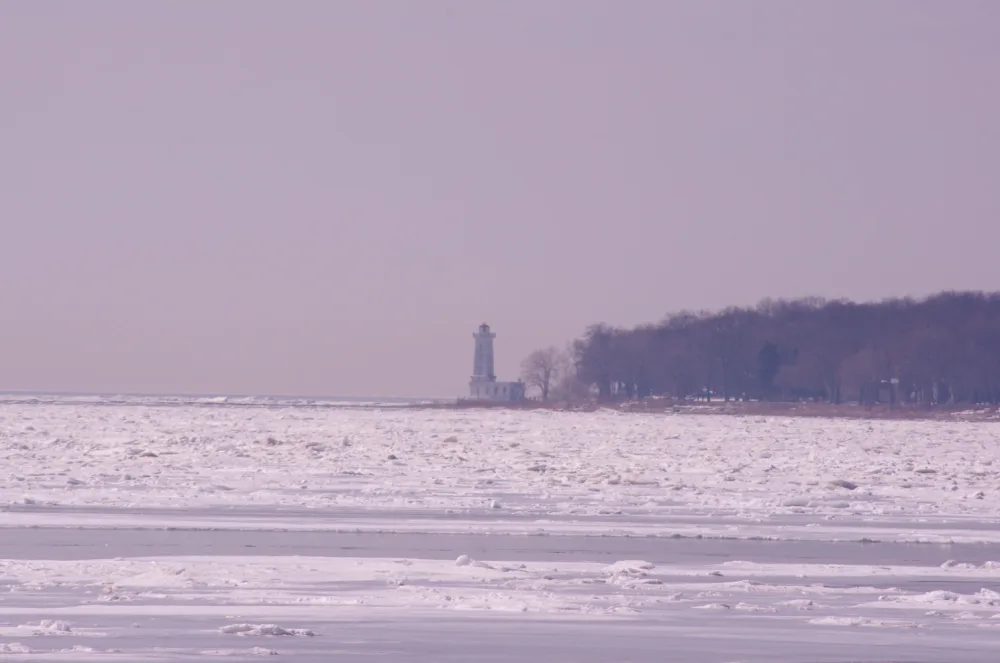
[2, 392, 997, 422]
[416, 398, 1000, 422]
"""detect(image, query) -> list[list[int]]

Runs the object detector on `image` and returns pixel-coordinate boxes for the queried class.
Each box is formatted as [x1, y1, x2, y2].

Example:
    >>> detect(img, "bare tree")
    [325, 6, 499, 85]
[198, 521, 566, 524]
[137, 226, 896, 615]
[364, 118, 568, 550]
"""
[521, 346, 567, 401]
[551, 371, 592, 403]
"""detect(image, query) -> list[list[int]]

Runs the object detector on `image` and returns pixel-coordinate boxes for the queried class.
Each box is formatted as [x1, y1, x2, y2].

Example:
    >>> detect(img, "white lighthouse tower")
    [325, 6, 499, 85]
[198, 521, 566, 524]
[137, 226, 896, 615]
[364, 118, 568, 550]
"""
[471, 323, 496, 382]
[467, 323, 524, 402]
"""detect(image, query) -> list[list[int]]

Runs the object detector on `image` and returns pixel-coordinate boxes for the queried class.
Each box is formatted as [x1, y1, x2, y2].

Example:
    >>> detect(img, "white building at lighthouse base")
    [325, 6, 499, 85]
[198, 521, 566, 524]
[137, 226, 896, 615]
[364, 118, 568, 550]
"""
[469, 377, 525, 402]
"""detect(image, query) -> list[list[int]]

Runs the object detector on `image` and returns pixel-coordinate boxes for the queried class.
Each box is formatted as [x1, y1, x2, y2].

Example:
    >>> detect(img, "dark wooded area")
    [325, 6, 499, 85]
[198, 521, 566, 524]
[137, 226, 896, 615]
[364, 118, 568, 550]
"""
[571, 291, 1000, 406]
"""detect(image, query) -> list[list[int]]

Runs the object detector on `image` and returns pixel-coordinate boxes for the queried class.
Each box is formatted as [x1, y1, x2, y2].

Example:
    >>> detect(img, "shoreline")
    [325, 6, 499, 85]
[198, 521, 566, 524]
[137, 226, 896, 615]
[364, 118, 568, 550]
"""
[2, 392, 998, 422]
[413, 398, 1000, 422]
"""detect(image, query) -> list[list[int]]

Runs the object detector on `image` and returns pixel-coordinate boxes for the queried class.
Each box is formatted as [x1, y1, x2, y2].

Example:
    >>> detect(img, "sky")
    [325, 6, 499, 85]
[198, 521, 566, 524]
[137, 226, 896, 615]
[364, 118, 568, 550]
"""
[1, 1, 998, 398]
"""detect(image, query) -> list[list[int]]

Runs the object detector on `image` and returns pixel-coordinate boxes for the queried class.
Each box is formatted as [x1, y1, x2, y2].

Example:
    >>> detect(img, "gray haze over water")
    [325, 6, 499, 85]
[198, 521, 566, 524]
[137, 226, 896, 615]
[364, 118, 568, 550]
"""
[2, 1, 998, 397]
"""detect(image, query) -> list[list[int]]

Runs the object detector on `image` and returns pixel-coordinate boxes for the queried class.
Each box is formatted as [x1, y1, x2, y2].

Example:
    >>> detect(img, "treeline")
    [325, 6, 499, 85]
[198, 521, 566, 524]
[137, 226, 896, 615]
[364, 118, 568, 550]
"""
[570, 291, 1000, 406]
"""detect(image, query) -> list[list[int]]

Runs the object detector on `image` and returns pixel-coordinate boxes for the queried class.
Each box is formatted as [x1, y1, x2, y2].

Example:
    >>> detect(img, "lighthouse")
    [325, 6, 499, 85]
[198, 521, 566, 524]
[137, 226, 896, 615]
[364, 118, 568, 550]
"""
[471, 323, 496, 382]
[467, 323, 525, 402]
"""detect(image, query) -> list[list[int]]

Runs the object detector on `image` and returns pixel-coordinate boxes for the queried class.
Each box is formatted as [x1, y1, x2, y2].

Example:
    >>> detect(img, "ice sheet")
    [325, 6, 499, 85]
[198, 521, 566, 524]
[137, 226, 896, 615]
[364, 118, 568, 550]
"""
[2, 399, 999, 542]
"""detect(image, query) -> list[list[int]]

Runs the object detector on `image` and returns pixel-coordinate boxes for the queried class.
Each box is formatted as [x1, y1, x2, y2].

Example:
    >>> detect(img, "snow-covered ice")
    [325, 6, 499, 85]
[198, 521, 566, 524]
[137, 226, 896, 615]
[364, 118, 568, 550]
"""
[1, 397, 999, 660]
[3, 399, 1000, 538]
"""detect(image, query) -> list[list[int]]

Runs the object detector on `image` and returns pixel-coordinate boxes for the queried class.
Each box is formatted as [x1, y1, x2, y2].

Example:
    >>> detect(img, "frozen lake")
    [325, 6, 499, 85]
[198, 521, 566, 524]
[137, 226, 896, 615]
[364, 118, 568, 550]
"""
[2, 398, 1000, 660]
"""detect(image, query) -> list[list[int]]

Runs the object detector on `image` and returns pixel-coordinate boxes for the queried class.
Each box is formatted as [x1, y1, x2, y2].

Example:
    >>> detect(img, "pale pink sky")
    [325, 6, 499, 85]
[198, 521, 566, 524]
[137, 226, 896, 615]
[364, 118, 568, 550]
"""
[1, 1, 998, 397]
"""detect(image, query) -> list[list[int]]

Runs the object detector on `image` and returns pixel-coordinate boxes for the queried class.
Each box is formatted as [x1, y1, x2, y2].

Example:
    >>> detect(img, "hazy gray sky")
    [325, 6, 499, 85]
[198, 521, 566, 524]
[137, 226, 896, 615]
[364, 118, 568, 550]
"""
[2, 1, 998, 397]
